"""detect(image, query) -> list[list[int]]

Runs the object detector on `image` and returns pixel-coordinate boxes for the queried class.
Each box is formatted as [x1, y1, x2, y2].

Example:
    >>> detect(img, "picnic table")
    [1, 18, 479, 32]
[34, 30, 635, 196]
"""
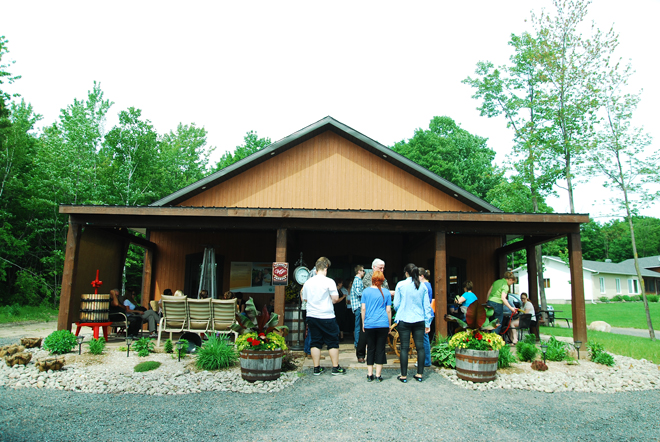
[538, 309, 571, 328]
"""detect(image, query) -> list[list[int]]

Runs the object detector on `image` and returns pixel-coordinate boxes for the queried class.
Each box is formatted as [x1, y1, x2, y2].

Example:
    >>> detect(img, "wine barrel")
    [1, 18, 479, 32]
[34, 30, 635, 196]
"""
[79, 293, 110, 323]
[284, 305, 303, 344]
[240, 349, 283, 382]
[455, 348, 499, 383]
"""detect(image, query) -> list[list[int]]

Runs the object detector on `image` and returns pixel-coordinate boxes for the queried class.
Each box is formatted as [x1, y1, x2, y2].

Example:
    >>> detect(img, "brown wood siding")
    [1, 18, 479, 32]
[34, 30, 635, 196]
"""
[447, 235, 502, 303]
[179, 131, 476, 212]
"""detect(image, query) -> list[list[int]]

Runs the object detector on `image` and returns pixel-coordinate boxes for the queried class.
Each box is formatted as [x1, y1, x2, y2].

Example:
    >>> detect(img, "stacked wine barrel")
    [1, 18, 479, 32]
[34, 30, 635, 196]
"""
[79, 293, 110, 322]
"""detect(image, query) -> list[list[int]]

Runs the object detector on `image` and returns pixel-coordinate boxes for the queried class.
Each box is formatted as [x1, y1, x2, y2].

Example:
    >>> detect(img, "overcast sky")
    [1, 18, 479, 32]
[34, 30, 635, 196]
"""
[1, 0, 658, 219]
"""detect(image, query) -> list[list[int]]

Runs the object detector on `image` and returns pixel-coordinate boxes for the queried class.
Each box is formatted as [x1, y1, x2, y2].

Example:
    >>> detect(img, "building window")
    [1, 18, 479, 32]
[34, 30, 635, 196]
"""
[599, 277, 605, 294]
[628, 279, 639, 294]
[543, 278, 551, 288]
[615, 278, 621, 294]
[645, 278, 655, 293]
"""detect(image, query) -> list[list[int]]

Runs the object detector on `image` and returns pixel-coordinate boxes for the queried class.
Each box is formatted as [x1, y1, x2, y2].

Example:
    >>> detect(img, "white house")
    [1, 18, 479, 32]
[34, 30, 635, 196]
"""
[513, 256, 660, 303]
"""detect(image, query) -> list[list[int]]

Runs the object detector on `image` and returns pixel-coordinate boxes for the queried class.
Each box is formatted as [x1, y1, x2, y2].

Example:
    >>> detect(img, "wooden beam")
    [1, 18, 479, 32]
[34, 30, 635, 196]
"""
[434, 232, 447, 337]
[568, 232, 587, 343]
[526, 244, 540, 341]
[141, 246, 154, 309]
[275, 228, 287, 326]
[498, 234, 565, 255]
[58, 220, 82, 331]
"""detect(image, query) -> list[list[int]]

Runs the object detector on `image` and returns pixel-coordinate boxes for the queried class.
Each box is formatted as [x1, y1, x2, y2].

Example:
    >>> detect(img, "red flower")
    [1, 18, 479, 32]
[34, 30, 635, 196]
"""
[247, 337, 253, 342]
[251, 340, 261, 346]
[259, 333, 266, 338]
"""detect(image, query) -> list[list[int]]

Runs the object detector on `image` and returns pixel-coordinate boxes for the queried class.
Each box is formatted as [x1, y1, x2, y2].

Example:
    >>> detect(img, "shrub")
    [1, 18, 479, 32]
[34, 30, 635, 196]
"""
[43, 330, 77, 355]
[622, 295, 631, 302]
[544, 336, 568, 362]
[431, 339, 455, 369]
[195, 334, 238, 371]
[134, 361, 162, 372]
[88, 338, 105, 355]
[498, 345, 516, 369]
[8, 304, 21, 317]
[172, 338, 189, 359]
[522, 334, 536, 345]
[132, 337, 155, 357]
[164, 339, 174, 354]
[632, 295, 642, 302]
[516, 342, 539, 362]
[647, 295, 659, 303]
[588, 341, 615, 366]
[599, 296, 609, 303]
[611, 295, 623, 302]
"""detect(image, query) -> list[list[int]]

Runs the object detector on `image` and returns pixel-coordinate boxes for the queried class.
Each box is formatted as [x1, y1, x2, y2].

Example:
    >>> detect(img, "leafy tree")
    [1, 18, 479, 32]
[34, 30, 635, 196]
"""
[214, 130, 271, 171]
[392, 116, 503, 201]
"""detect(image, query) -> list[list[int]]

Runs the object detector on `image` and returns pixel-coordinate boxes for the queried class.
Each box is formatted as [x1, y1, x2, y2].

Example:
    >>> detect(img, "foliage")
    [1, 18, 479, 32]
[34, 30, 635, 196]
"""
[132, 336, 155, 357]
[281, 351, 298, 372]
[164, 339, 174, 354]
[516, 341, 539, 362]
[88, 337, 105, 355]
[173, 338, 189, 359]
[542, 336, 568, 362]
[599, 297, 609, 303]
[215, 130, 271, 171]
[447, 302, 503, 351]
[235, 332, 288, 352]
[43, 330, 77, 355]
[195, 334, 238, 370]
[498, 345, 517, 369]
[588, 341, 615, 367]
[134, 361, 161, 372]
[392, 116, 504, 201]
[431, 338, 456, 368]
[622, 295, 631, 302]
[648, 295, 659, 303]
[581, 217, 660, 262]
[231, 297, 288, 337]
[284, 281, 301, 304]
[611, 295, 623, 302]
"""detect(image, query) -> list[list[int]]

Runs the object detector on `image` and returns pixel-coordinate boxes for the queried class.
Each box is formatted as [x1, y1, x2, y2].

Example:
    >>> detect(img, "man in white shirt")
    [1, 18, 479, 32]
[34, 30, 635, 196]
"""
[302, 257, 347, 376]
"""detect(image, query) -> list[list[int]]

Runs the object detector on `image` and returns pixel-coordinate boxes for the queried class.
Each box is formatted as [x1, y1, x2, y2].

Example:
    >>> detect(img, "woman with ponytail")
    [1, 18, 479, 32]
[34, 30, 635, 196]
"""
[360, 270, 392, 382]
[393, 263, 433, 382]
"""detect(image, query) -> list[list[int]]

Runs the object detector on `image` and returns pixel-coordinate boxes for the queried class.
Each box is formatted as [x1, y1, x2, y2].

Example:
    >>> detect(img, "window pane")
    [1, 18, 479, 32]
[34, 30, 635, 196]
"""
[615, 278, 621, 294]
[600, 277, 605, 294]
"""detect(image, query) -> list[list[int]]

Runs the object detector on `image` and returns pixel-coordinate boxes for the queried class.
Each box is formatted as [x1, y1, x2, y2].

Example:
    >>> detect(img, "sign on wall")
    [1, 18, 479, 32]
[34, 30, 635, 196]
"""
[272, 262, 288, 285]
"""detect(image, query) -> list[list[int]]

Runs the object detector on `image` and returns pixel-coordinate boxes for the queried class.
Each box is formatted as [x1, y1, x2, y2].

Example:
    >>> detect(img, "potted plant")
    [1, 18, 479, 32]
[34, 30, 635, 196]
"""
[446, 302, 505, 382]
[232, 298, 289, 382]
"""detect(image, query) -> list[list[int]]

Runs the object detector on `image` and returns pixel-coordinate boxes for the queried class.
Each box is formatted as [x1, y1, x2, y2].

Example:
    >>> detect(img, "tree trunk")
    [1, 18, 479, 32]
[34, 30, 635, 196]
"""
[536, 245, 548, 324]
[627, 212, 655, 340]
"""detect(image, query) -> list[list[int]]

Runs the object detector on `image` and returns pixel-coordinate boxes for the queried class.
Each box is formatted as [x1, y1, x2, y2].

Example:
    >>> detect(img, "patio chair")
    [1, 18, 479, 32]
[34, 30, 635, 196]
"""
[211, 298, 238, 340]
[157, 295, 187, 347]
[510, 313, 533, 342]
[187, 298, 212, 335]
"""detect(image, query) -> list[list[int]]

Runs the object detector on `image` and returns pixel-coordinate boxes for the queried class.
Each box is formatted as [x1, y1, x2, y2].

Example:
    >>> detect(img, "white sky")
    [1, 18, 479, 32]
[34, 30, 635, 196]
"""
[1, 0, 658, 219]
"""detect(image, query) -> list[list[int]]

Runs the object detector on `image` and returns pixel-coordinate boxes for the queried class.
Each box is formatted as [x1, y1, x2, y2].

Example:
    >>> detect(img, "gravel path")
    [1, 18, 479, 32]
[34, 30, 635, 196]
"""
[2, 367, 660, 442]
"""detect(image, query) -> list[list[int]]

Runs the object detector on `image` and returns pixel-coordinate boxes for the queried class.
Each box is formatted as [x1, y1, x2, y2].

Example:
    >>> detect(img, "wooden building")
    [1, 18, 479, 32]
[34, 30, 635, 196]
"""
[58, 116, 590, 342]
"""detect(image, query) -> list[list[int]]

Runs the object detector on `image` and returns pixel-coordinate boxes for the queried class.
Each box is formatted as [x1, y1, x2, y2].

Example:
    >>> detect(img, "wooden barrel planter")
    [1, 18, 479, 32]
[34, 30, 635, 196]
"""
[240, 349, 284, 382]
[455, 348, 499, 383]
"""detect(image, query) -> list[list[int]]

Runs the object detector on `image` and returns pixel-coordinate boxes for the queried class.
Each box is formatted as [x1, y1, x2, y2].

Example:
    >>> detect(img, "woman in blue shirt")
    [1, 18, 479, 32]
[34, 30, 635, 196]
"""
[393, 263, 433, 382]
[455, 280, 478, 316]
[361, 270, 391, 382]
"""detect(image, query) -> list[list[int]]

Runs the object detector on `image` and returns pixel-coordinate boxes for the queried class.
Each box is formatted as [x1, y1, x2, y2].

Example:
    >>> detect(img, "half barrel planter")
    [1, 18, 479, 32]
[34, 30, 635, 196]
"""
[455, 348, 499, 383]
[240, 349, 284, 382]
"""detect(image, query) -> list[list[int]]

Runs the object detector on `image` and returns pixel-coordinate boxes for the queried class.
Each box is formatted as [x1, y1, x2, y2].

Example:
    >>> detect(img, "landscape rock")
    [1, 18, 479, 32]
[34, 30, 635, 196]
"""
[20, 338, 42, 348]
[588, 321, 612, 333]
[5, 352, 32, 367]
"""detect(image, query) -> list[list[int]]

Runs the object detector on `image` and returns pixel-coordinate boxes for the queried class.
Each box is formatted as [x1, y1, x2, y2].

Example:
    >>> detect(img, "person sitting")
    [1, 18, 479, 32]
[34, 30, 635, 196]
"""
[509, 292, 536, 344]
[122, 290, 161, 338]
[198, 289, 209, 299]
[455, 280, 478, 317]
[109, 289, 142, 338]
[174, 289, 185, 297]
[124, 288, 146, 312]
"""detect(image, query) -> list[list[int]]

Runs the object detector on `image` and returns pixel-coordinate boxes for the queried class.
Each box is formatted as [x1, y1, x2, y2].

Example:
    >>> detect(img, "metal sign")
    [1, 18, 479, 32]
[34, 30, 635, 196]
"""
[272, 262, 289, 285]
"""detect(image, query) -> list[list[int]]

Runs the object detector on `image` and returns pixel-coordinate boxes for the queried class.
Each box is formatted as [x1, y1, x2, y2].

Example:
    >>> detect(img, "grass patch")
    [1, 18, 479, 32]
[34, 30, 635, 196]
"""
[539, 326, 660, 364]
[134, 361, 162, 372]
[547, 302, 660, 329]
[0, 305, 59, 323]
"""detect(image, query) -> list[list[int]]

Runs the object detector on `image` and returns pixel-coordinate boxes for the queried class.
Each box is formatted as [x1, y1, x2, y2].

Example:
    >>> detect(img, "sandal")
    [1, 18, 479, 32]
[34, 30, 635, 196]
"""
[397, 376, 407, 383]
[414, 375, 423, 382]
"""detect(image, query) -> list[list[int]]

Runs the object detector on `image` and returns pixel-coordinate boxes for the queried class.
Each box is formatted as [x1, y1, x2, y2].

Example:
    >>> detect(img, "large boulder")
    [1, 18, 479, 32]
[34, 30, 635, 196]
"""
[588, 321, 612, 333]
[35, 356, 66, 372]
[20, 338, 42, 348]
[5, 352, 32, 367]
[0, 344, 25, 358]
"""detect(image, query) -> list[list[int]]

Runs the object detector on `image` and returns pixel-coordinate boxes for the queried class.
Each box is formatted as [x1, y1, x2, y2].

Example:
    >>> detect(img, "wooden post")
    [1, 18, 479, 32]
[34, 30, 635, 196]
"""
[275, 228, 287, 326]
[141, 246, 154, 309]
[58, 219, 82, 331]
[526, 243, 540, 341]
[568, 232, 587, 343]
[434, 231, 447, 337]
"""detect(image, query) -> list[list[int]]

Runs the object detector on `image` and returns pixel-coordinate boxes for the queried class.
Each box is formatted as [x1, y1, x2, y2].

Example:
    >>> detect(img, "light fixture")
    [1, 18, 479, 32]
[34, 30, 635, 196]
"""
[126, 336, 133, 357]
[176, 340, 185, 362]
[76, 336, 85, 355]
[541, 344, 548, 365]
[574, 341, 582, 360]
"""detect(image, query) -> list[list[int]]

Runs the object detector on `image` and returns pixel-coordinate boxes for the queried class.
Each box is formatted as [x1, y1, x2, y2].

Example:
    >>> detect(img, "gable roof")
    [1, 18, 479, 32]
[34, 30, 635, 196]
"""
[151, 116, 501, 213]
[620, 256, 660, 272]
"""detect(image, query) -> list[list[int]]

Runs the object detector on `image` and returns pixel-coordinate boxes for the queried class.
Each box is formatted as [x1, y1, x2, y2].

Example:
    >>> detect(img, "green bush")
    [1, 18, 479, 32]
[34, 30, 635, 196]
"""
[431, 338, 455, 369]
[611, 295, 623, 302]
[599, 296, 609, 303]
[43, 330, 77, 355]
[522, 334, 536, 345]
[632, 295, 642, 302]
[516, 342, 539, 362]
[132, 337, 155, 357]
[647, 295, 659, 303]
[8, 304, 20, 317]
[164, 339, 174, 354]
[172, 338, 189, 359]
[622, 295, 631, 302]
[195, 334, 238, 371]
[544, 336, 568, 361]
[88, 338, 106, 355]
[498, 345, 516, 368]
[588, 340, 615, 366]
[134, 361, 162, 372]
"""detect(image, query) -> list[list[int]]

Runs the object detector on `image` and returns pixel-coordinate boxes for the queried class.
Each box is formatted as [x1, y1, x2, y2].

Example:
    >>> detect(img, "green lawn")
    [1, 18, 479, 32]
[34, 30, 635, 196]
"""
[539, 326, 660, 364]
[549, 302, 660, 329]
[0, 305, 58, 324]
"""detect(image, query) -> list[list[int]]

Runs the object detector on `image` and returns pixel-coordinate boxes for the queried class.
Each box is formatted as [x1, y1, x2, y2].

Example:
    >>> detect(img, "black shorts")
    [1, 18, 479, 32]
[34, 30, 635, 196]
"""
[307, 317, 340, 350]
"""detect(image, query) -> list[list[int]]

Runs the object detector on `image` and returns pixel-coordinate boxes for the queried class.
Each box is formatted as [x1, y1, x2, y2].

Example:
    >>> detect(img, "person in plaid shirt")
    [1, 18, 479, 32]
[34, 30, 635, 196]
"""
[348, 264, 366, 360]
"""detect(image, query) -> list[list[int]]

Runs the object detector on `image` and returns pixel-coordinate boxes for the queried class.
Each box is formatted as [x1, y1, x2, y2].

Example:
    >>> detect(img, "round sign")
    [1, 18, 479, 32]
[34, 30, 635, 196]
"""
[293, 266, 310, 285]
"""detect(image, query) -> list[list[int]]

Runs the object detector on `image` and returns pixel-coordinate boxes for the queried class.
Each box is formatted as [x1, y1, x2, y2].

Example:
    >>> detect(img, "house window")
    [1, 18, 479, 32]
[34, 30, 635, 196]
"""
[615, 278, 621, 294]
[645, 278, 655, 293]
[628, 279, 639, 294]
[543, 278, 551, 288]
[599, 277, 605, 294]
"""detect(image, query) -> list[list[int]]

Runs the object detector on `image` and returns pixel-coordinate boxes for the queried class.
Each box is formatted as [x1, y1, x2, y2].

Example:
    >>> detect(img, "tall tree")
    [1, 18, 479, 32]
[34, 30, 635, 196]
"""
[215, 130, 271, 171]
[392, 116, 503, 201]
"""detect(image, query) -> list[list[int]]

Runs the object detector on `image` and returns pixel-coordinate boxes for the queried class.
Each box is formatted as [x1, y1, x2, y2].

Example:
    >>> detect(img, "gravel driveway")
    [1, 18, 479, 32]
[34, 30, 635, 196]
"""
[2, 367, 659, 442]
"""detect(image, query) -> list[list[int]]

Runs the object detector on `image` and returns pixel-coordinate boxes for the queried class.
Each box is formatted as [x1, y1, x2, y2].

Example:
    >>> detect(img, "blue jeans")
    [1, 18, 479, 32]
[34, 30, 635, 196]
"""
[487, 300, 504, 335]
[354, 311, 361, 348]
[397, 320, 426, 377]
[423, 333, 431, 366]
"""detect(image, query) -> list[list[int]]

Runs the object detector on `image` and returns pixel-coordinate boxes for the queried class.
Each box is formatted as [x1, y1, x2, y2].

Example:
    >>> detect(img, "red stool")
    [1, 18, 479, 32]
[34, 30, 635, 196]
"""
[74, 321, 112, 341]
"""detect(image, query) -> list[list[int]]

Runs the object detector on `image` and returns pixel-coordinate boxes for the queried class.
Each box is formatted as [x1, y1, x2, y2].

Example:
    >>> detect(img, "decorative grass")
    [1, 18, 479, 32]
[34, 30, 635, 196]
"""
[539, 326, 660, 364]
[134, 361, 162, 372]
[195, 334, 237, 371]
[550, 302, 660, 329]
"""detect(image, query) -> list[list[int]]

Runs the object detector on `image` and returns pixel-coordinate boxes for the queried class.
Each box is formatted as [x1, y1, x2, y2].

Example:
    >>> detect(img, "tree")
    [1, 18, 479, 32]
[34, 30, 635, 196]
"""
[392, 116, 503, 201]
[215, 130, 271, 171]
[585, 60, 658, 340]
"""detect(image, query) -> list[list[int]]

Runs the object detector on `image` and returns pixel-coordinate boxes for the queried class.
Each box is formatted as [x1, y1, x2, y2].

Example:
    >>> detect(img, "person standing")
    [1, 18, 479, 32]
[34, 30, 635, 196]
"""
[418, 267, 434, 368]
[486, 271, 518, 336]
[393, 263, 433, 383]
[302, 257, 347, 376]
[361, 270, 391, 382]
[348, 265, 365, 361]
[358, 258, 394, 363]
